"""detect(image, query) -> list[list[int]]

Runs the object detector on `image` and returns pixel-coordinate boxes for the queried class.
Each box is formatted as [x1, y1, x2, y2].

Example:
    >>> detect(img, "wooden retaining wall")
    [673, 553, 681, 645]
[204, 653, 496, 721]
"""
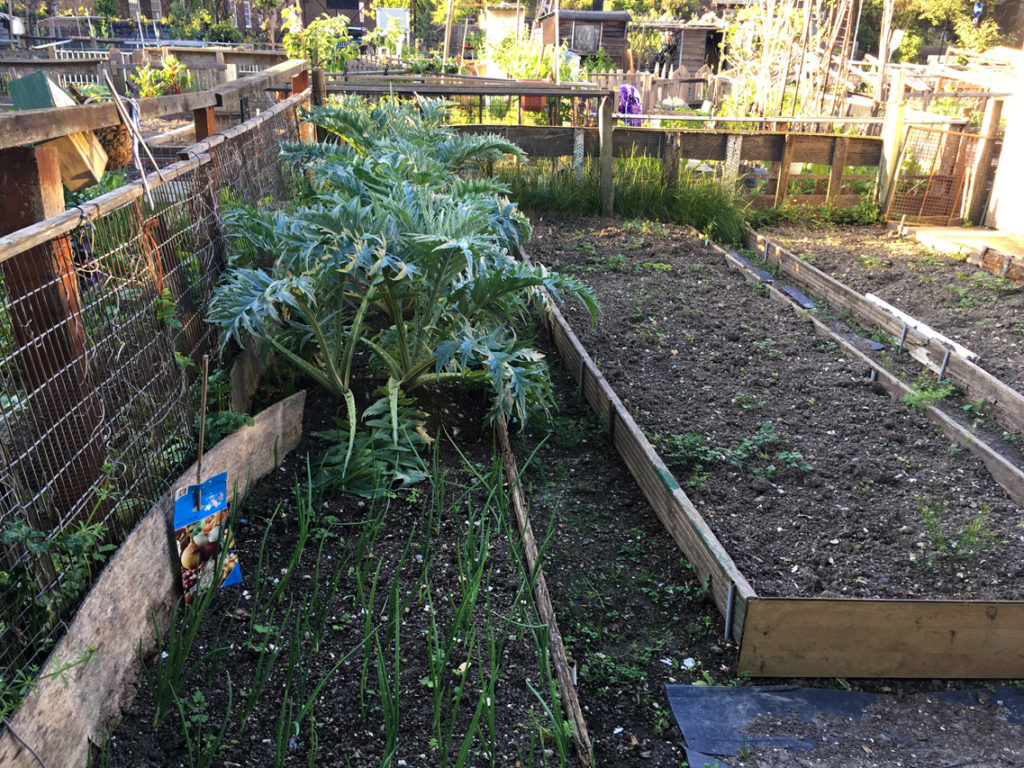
[0, 392, 306, 768]
[744, 229, 1024, 450]
[534, 231, 1024, 679]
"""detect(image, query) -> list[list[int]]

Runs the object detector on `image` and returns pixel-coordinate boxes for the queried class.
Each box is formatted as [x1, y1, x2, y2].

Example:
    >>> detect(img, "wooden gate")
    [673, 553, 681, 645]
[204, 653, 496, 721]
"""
[885, 125, 982, 225]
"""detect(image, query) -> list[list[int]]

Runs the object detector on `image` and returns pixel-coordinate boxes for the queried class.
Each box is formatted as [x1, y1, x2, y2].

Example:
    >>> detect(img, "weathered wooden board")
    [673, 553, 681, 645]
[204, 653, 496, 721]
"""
[497, 418, 593, 767]
[746, 229, 1024, 442]
[9, 72, 108, 191]
[0, 154, 206, 265]
[456, 124, 578, 157]
[0, 391, 306, 768]
[739, 598, 1024, 678]
[0, 59, 308, 151]
[540, 298, 755, 641]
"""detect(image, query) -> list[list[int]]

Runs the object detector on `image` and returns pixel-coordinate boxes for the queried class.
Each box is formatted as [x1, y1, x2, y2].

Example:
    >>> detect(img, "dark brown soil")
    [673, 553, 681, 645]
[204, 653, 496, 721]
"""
[105, 386, 585, 767]
[100, 217, 1024, 768]
[740, 690, 1024, 767]
[527, 216, 1024, 602]
[763, 223, 1024, 394]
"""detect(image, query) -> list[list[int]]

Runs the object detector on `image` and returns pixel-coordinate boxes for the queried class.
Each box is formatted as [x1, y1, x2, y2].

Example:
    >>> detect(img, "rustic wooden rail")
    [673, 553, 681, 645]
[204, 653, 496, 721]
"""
[0, 58, 306, 150]
[460, 124, 883, 210]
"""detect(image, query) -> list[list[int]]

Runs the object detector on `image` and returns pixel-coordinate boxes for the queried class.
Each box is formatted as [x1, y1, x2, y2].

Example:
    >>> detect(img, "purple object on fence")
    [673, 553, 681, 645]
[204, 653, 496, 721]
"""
[618, 84, 642, 126]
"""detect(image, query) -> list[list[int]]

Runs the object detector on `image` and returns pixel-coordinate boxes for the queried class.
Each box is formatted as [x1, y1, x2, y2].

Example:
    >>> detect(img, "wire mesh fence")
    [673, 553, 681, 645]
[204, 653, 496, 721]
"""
[0, 91, 304, 713]
[886, 125, 981, 225]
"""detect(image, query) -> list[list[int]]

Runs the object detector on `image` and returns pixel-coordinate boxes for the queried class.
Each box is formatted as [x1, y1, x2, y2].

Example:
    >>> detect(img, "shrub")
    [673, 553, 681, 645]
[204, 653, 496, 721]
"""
[204, 21, 243, 43]
[209, 97, 598, 496]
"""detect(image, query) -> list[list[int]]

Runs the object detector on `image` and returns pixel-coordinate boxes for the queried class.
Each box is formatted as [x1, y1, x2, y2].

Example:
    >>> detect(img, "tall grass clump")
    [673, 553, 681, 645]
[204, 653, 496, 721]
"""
[494, 154, 749, 247]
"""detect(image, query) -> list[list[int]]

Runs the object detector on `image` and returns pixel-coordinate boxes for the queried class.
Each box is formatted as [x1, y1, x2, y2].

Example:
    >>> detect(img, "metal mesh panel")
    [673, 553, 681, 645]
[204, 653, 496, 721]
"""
[0, 92, 303, 699]
[886, 125, 981, 225]
[212, 97, 302, 205]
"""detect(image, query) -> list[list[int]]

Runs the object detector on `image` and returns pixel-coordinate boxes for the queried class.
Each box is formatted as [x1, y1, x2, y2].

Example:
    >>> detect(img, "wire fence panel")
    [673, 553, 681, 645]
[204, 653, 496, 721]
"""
[0, 91, 303, 708]
[886, 125, 981, 225]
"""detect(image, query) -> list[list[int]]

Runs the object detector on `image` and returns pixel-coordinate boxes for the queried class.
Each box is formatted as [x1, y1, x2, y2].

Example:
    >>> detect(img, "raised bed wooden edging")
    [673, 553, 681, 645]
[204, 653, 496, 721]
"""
[534, 232, 1024, 679]
[0, 391, 306, 768]
[535, 295, 755, 643]
[743, 229, 1024, 458]
[496, 418, 593, 767]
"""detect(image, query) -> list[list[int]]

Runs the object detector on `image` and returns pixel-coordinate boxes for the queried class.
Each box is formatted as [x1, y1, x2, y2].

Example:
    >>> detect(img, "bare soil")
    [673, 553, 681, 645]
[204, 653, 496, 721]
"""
[527, 216, 1024, 602]
[101, 217, 1024, 768]
[763, 223, 1024, 394]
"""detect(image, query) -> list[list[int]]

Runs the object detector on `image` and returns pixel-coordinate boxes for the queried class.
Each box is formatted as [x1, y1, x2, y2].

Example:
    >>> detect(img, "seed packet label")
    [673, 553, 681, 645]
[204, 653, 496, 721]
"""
[173, 472, 241, 602]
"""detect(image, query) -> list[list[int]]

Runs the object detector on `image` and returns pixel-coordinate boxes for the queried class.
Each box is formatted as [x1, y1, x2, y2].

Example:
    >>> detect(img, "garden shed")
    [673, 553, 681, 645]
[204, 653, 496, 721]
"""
[630, 18, 724, 73]
[537, 9, 631, 69]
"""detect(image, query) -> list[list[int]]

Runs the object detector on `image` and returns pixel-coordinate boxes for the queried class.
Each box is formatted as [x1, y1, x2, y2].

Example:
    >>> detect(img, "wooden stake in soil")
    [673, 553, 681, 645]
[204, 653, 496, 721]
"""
[496, 418, 594, 768]
[196, 353, 209, 509]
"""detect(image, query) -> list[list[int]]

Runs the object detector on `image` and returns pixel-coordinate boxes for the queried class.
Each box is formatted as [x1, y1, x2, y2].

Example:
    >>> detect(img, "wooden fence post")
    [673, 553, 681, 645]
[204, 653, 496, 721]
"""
[724, 134, 743, 187]
[193, 105, 216, 141]
[291, 68, 313, 142]
[599, 92, 614, 217]
[966, 97, 1002, 226]
[0, 146, 104, 527]
[877, 69, 906, 204]
[773, 134, 796, 208]
[312, 67, 328, 143]
[826, 136, 849, 204]
[662, 131, 681, 188]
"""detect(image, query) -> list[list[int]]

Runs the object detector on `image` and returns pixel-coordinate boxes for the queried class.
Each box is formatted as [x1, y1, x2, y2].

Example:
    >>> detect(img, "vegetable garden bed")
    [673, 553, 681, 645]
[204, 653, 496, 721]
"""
[103, 387, 587, 767]
[528, 217, 1024, 678]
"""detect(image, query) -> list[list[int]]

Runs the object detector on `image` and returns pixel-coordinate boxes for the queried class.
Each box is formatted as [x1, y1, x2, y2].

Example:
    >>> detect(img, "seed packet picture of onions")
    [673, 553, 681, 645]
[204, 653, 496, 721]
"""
[173, 471, 241, 602]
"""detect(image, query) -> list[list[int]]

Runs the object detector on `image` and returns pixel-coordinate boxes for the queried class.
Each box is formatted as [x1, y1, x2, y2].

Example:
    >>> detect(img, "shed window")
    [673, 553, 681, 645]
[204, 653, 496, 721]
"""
[571, 22, 601, 53]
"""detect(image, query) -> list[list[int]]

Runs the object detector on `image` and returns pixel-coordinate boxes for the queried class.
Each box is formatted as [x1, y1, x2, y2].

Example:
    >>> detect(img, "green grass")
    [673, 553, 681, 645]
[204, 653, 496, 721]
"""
[494, 155, 750, 246]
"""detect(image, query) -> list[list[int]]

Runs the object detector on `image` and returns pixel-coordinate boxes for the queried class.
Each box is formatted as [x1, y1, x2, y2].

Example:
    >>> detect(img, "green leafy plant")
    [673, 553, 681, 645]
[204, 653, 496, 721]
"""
[131, 55, 194, 98]
[903, 376, 955, 412]
[918, 496, 999, 566]
[282, 7, 360, 70]
[204, 21, 244, 43]
[659, 421, 812, 481]
[210, 97, 598, 495]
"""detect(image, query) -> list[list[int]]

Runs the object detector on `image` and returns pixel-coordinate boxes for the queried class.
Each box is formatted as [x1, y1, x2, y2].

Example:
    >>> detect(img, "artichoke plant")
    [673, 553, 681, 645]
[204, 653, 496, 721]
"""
[209, 97, 598, 495]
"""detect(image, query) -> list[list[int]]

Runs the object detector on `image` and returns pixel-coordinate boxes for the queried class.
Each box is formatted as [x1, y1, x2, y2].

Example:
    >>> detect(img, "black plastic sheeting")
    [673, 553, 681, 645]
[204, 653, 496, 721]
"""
[666, 684, 1024, 768]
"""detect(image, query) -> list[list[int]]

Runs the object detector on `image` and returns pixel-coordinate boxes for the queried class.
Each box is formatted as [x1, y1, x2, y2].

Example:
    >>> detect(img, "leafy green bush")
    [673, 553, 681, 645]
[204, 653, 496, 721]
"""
[210, 97, 598, 496]
[131, 54, 194, 97]
[282, 7, 360, 70]
[204, 21, 243, 43]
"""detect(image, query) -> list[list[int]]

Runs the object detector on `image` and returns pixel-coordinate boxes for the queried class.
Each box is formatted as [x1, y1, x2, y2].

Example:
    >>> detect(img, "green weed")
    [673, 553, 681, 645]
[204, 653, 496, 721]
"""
[903, 375, 955, 412]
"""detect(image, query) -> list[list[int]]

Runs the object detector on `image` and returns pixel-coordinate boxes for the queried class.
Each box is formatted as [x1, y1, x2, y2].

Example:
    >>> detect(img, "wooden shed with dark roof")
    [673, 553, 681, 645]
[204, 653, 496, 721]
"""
[537, 9, 632, 69]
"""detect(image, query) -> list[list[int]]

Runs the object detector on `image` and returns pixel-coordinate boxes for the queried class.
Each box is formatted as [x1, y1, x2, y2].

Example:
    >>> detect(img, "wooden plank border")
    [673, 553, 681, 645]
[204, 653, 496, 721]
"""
[745, 228, 1024, 448]
[0, 391, 306, 768]
[536, 229, 1024, 678]
[496, 419, 593, 767]
[739, 598, 1024, 678]
[535, 291, 755, 643]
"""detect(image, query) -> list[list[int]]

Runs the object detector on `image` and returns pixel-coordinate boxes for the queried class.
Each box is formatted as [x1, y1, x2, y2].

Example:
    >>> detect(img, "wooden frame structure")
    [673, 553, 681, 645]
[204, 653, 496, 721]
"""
[534, 228, 1024, 679]
[458, 123, 883, 210]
